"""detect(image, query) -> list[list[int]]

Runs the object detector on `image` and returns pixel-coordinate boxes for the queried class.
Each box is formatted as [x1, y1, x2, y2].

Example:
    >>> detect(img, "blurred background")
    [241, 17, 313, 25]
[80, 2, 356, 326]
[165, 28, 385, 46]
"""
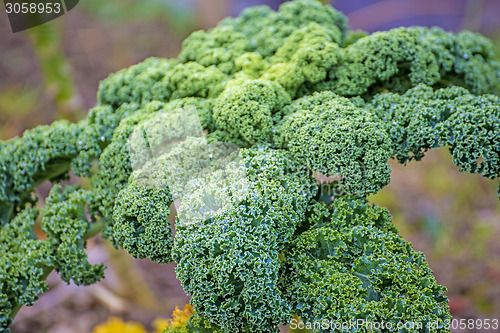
[1, 0, 499, 332]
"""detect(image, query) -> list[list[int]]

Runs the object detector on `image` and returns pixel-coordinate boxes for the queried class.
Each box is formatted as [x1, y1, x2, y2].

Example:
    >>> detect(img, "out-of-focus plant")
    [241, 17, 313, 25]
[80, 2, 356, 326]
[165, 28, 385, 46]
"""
[92, 304, 194, 333]
[0, 87, 38, 139]
[80, 0, 195, 35]
[93, 317, 148, 333]
[25, 23, 84, 121]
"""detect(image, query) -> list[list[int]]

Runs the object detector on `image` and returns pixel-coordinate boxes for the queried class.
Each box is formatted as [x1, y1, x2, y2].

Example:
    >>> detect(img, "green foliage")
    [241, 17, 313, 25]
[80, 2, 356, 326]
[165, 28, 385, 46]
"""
[262, 22, 342, 97]
[0, 208, 48, 331]
[41, 185, 106, 285]
[218, 0, 348, 57]
[182, 313, 223, 333]
[0, 118, 101, 226]
[173, 148, 315, 333]
[1, 0, 500, 332]
[278, 92, 392, 196]
[310, 26, 500, 97]
[367, 84, 500, 178]
[96, 58, 226, 110]
[282, 198, 450, 332]
[213, 79, 291, 144]
[0, 185, 104, 332]
[112, 185, 173, 264]
[89, 101, 207, 239]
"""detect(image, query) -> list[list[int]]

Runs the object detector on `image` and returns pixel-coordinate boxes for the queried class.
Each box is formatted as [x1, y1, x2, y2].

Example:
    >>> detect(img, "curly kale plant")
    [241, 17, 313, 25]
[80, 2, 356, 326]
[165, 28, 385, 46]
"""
[1, 0, 500, 332]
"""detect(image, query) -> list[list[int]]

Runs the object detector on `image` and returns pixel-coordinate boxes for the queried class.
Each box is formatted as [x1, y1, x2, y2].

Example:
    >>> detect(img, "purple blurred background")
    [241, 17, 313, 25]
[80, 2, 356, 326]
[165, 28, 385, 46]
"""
[230, 0, 500, 34]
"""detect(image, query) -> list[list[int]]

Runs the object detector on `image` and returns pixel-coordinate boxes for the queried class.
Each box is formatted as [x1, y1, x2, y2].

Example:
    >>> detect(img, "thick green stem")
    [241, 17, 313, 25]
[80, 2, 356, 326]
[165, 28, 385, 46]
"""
[84, 219, 108, 239]
[32, 160, 72, 187]
[0, 201, 14, 227]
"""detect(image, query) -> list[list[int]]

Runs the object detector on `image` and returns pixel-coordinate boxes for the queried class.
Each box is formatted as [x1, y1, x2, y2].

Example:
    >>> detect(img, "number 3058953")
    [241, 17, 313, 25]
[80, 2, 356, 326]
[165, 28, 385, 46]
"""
[5, 2, 62, 14]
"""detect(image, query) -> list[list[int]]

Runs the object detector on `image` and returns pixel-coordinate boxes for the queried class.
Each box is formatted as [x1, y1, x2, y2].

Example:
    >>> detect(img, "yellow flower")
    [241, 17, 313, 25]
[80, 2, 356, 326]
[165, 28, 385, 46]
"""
[93, 317, 147, 333]
[154, 304, 194, 332]
[152, 318, 170, 333]
[169, 304, 195, 327]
